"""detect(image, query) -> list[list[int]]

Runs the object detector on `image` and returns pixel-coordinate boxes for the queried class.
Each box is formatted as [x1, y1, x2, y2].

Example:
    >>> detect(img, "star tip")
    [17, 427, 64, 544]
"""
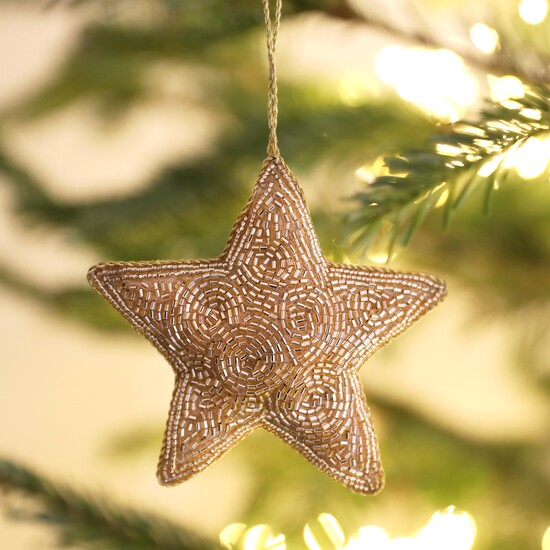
[260, 156, 280, 174]
[87, 261, 130, 289]
[156, 468, 177, 487]
[418, 273, 447, 305]
[156, 474, 170, 487]
[432, 276, 448, 302]
[86, 264, 102, 288]
[261, 154, 292, 176]
[87, 262, 113, 288]
[157, 460, 198, 486]
[356, 471, 385, 496]
[372, 477, 386, 496]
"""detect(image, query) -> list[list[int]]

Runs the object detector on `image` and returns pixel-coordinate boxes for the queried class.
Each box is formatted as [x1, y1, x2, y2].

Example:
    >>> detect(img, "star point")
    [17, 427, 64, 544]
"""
[88, 158, 446, 494]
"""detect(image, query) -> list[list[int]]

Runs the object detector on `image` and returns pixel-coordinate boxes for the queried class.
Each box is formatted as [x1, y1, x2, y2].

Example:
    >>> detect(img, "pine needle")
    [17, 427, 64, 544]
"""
[347, 84, 550, 254]
[0, 458, 217, 550]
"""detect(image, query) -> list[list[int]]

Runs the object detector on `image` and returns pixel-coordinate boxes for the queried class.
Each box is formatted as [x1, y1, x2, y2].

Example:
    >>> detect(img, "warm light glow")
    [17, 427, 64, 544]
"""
[501, 99, 524, 110]
[245, 526, 286, 550]
[489, 75, 525, 103]
[304, 514, 346, 550]
[477, 136, 550, 181]
[389, 537, 420, 549]
[415, 506, 476, 550]
[519, 0, 548, 24]
[508, 137, 550, 179]
[347, 526, 390, 549]
[221, 507, 480, 550]
[375, 45, 408, 84]
[542, 526, 550, 550]
[220, 523, 248, 549]
[469, 23, 499, 54]
[375, 46, 478, 122]
[355, 156, 391, 183]
[219, 523, 286, 550]
[355, 164, 376, 184]
[435, 188, 449, 208]
[477, 154, 504, 177]
[436, 143, 465, 156]
[520, 107, 542, 120]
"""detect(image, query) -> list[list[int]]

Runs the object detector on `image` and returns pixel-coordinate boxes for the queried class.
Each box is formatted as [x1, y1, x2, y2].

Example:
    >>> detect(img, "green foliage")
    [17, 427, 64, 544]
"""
[348, 85, 550, 255]
[0, 458, 217, 549]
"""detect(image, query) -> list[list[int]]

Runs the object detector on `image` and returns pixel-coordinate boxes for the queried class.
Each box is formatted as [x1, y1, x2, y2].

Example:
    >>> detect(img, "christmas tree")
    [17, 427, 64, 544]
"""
[0, 1, 549, 549]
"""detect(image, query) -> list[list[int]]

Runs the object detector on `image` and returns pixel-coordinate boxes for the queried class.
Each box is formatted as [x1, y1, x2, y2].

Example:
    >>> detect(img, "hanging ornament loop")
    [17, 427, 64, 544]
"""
[263, 0, 282, 159]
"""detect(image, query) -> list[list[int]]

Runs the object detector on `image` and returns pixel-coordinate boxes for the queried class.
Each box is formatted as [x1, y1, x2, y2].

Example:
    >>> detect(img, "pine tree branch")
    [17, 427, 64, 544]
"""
[346, 84, 550, 254]
[0, 458, 217, 549]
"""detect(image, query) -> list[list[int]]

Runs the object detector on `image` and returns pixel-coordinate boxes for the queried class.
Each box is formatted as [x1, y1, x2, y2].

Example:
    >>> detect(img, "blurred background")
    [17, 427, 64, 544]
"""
[0, 0, 549, 549]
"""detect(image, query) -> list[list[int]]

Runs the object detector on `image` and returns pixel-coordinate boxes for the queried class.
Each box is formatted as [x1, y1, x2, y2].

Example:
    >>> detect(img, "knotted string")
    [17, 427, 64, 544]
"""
[262, 0, 282, 159]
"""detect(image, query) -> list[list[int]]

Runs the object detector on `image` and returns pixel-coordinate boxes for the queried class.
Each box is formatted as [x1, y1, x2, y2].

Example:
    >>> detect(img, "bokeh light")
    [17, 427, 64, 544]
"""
[354, 156, 391, 184]
[415, 507, 476, 550]
[469, 23, 500, 54]
[508, 136, 550, 179]
[518, 0, 548, 24]
[388, 537, 420, 549]
[520, 107, 543, 120]
[489, 75, 525, 103]
[435, 188, 450, 208]
[304, 514, 346, 550]
[347, 525, 390, 549]
[220, 523, 286, 550]
[542, 526, 550, 550]
[220, 507, 478, 550]
[477, 154, 504, 177]
[374, 46, 478, 122]
[476, 134, 550, 182]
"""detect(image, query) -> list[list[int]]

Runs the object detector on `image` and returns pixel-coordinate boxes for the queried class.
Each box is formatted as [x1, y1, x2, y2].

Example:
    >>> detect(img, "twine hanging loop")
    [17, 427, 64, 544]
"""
[263, 0, 282, 159]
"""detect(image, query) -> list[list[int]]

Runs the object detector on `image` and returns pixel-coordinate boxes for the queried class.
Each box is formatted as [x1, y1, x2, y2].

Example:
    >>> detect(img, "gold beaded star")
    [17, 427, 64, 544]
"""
[88, 158, 446, 494]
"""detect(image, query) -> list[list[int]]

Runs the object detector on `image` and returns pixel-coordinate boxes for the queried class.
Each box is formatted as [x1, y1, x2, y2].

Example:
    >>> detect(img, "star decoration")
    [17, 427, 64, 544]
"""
[88, 158, 446, 495]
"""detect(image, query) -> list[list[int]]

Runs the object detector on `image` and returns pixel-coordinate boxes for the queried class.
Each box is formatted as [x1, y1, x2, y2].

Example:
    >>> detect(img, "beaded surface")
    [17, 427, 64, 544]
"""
[88, 158, 446, 495]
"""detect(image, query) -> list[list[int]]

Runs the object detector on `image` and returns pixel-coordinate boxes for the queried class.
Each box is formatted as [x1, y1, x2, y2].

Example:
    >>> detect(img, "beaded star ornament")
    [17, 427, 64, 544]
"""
[88, 0, 446, 495]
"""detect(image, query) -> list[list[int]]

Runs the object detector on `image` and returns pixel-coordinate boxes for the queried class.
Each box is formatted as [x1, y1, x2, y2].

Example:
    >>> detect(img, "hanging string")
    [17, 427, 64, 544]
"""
[262, 0, 282, 158]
